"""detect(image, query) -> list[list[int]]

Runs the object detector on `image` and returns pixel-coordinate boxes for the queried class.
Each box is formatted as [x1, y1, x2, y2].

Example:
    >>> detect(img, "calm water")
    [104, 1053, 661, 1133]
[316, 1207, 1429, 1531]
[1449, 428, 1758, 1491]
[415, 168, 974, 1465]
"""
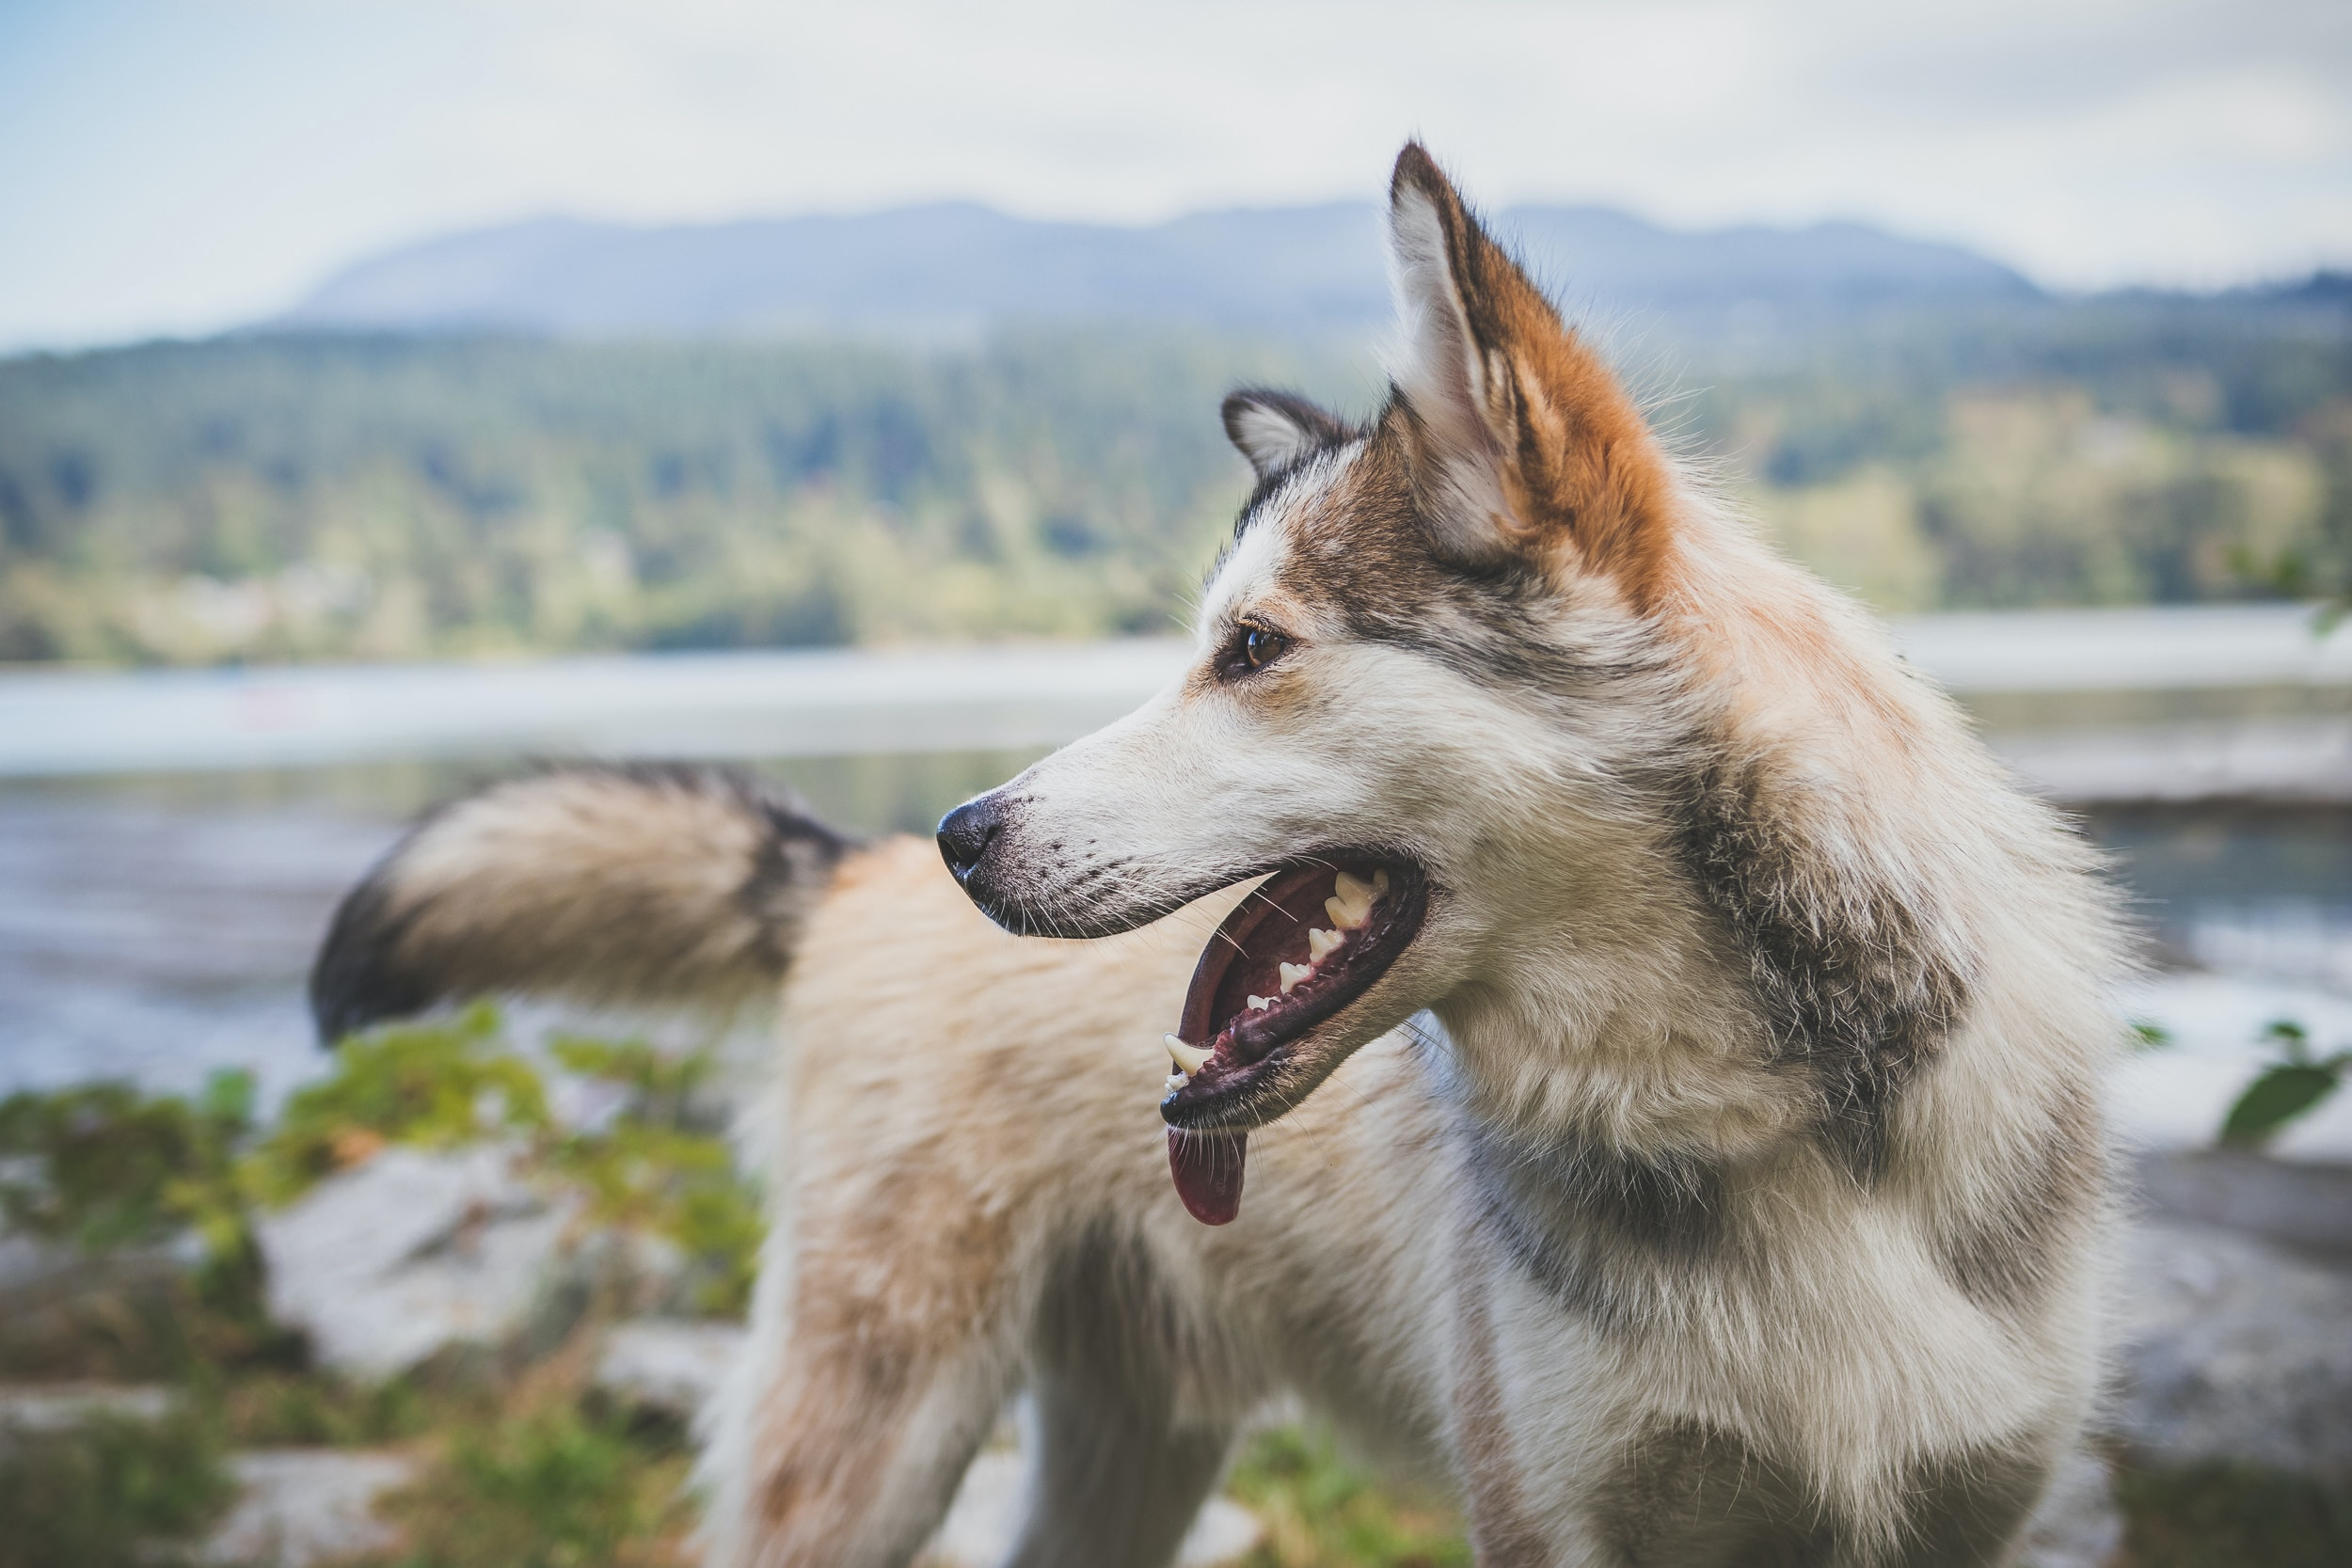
[0, 751, 1045, 1103]
[3, 755, 2348, 1121]
[2090, 804, 2352, 991]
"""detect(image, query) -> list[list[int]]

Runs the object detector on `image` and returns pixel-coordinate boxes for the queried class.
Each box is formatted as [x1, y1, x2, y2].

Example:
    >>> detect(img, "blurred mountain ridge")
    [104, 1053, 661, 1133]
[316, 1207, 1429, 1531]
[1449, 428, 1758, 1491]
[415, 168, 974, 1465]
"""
[282, 200, 2041, 339]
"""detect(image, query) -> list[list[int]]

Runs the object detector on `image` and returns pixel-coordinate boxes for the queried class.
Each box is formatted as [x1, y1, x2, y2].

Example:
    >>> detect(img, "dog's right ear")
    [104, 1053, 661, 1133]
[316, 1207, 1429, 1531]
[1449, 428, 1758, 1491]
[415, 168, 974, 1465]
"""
[1222, 388, 1351, 483]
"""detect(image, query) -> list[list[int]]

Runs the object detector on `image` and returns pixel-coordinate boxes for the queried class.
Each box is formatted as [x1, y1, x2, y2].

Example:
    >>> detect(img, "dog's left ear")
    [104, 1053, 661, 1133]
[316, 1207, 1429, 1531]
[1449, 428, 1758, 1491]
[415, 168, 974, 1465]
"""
[1385, 144, 1679, 603]
[1222, 388, 1352, 482]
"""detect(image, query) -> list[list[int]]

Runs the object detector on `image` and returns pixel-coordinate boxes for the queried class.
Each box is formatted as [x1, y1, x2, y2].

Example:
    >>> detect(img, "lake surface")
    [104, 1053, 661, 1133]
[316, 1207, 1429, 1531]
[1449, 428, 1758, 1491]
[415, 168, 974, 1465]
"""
[3, 605, 2345, 777]
[2, 606, 2347, 1152]
[0, 750, 1045, 1106]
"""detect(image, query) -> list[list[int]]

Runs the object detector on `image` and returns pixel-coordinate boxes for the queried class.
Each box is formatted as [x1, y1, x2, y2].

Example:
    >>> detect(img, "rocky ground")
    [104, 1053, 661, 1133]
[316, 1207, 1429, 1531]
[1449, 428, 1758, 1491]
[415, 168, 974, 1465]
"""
[4, 1037, 2348, 1566]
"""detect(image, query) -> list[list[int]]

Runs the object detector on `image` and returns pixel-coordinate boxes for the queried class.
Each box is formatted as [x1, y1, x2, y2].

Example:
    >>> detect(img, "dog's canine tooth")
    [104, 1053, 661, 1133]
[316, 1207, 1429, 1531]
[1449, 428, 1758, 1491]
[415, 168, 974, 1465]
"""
[1336, 869, 1383, 930]
[1279, 961, 1311, 993]
[1373, 867, 1390, 894]
[1248, 995, 1271, 1010]
[1165, 1035, 1211, 1076]
[1307, 927, 1344, 961]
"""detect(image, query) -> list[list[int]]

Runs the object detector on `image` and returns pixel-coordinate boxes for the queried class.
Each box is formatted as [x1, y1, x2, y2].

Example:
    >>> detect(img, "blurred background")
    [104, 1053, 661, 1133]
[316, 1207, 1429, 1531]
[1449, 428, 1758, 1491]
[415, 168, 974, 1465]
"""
[0, 3, 2347, 1566]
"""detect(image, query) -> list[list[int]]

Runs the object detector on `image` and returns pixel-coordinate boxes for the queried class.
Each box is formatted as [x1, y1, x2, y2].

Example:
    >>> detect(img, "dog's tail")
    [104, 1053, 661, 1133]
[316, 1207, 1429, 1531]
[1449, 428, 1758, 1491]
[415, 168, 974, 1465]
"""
[310, 764, 852, 1043]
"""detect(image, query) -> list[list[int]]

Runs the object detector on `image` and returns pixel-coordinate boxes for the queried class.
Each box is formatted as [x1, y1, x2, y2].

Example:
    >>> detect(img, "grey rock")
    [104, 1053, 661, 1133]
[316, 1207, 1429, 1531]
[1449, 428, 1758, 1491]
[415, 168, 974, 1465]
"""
[2015, 1447, 2122, 1568]
[0, 1231, 189, 1304]
[0, 1382, 176, 1445]
[254, 1144, 580, 1377]
[2135, 1150, 2352, 1256]
[202, 1449, 416, 1567]
[2109, 1217, 2352, 1474]
[595, 1318, 746, 1419]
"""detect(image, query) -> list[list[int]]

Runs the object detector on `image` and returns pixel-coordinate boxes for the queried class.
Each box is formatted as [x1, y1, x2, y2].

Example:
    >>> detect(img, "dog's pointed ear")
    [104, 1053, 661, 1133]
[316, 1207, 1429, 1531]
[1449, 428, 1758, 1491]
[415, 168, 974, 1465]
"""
[1222, 388, 1351, 482]
[1385, 144, 1678, 603]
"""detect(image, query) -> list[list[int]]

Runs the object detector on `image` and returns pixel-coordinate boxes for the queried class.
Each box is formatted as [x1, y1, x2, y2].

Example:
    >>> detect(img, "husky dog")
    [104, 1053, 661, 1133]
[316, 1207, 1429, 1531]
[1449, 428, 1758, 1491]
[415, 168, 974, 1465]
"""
[312, 146, 2122, 1566]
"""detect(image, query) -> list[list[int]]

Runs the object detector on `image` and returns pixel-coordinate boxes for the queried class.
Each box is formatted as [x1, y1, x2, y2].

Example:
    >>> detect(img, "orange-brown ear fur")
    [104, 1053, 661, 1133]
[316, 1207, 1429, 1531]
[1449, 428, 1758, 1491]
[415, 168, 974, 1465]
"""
[1387, 143, 1682, 612]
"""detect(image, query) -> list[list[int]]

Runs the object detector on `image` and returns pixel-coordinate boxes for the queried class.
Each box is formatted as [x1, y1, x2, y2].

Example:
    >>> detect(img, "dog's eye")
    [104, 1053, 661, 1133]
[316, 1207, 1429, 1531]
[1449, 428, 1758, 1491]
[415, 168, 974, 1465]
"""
[1229, 624, 1291, 676]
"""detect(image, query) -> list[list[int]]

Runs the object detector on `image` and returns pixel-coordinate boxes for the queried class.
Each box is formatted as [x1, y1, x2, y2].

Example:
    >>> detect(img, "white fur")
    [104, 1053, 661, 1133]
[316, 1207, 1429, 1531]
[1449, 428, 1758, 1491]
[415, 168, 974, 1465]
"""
[1385, 179, 1518, 560]
[1226, 395, 1327, 478]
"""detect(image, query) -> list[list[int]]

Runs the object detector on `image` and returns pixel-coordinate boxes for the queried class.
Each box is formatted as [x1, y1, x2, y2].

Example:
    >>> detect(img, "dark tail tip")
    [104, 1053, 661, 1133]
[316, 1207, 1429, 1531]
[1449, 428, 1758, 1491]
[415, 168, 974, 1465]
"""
[308, 877, 432, 1047]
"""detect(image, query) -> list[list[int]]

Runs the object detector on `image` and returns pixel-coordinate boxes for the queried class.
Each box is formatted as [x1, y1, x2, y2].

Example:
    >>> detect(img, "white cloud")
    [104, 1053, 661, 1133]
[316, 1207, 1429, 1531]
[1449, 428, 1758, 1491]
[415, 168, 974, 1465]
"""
[0, 0, 2345, 348]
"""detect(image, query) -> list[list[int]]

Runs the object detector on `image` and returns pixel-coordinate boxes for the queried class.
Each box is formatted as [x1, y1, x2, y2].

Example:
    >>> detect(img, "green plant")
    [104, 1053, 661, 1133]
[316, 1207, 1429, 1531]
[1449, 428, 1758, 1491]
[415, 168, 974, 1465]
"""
[216, 1367, 458, 1449]
[2115, 1458, 2352, 1568]
[545, 1036, 765, 1317]
[0, 1069, 252, 1253]
[1227, 1423, 1470, 1568]
[246, 1004, 551, 1205]
[387, 1402, 693, 1568]
[0, 1404, 236, 1568]
[0, 1069, 285, 1354]
[2218, 1020, 2351, 1149]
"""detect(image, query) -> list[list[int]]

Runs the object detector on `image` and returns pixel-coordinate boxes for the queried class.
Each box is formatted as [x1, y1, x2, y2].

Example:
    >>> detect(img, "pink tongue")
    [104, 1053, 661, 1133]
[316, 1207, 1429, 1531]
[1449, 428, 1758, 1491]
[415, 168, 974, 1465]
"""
[1168, 1129, 1247, 1226]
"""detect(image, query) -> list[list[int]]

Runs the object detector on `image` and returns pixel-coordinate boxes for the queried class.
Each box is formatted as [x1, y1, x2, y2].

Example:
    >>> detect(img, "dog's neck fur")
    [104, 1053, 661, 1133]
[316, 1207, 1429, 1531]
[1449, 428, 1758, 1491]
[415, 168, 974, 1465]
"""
[1402, 499, 2086, 1260]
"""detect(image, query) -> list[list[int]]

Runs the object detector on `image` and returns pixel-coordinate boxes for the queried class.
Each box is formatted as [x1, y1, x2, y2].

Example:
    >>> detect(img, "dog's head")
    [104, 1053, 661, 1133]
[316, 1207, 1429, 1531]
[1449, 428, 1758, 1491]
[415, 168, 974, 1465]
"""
[940, 145, 1714, 1170]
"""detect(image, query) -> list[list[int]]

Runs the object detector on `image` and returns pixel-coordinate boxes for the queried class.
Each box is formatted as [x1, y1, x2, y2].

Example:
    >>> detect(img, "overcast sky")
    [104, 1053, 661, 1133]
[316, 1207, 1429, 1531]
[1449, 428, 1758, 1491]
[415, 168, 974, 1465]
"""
[1, 0, 2346, 351]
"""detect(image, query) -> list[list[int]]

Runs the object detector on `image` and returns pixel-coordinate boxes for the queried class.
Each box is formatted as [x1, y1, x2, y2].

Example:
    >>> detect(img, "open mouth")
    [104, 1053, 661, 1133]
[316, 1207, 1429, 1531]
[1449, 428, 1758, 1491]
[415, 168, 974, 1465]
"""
[1159, 855, 1426, 1226]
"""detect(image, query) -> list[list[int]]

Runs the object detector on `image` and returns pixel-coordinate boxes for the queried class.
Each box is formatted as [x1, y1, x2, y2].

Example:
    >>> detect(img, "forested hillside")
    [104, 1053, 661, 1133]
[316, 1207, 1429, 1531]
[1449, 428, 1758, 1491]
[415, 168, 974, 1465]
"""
[0, 332, 1368, 663]
[0, 285, 2345, 666]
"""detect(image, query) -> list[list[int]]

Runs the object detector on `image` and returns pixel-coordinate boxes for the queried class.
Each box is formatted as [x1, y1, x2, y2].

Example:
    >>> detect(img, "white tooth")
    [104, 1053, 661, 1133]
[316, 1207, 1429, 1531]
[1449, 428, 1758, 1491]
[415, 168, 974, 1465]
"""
[1248, 995, 1271, 1010]
[1164, 1072, 1186, 1092]
[1373, 867, 1390, 894]
[1279, 961, 1311, 994]
[1307, 927, 1343, 962]
[1165, 1035, 1211, 1076]
[1328, 871, 1375, 929]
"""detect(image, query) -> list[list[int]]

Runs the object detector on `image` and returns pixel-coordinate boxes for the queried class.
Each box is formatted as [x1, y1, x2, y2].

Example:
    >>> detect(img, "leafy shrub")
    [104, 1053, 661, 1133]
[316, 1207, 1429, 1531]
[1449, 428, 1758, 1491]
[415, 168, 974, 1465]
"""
[386, 1403, 693, 1568]
[0, 1069, 252, 1252]
[0, 1006, 763, 1383]
[2219, 1020, 2350, 1149]
[0, 1069, 284, 1362]
[2116, 1459, 2352, 1568]
[543, 1036, 764, 1317]
[0, 1404, 234, 1568]
[1227, 1423, 1470, 1568]
[216, 1367, 446, 1449]
[246, 1004, 551, 1205]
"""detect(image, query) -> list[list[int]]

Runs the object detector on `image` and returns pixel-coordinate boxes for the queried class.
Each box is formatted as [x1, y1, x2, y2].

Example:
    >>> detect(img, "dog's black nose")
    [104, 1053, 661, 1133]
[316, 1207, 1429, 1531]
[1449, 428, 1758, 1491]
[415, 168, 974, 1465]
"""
[936, 796, 1006, 882]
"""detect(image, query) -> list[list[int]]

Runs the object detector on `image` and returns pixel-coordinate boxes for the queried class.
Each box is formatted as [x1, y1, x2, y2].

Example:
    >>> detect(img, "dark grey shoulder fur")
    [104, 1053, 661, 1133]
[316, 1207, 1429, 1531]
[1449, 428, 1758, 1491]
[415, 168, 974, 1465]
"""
[1663, 752, 1974, 1180]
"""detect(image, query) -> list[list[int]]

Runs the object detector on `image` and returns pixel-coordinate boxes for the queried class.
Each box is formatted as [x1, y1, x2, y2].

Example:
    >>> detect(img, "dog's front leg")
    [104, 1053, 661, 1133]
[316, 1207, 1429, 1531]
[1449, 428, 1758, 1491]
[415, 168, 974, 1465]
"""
[1447, 1250, 1571, 1568]
[1006, 1369, 1234, 1568]
[700, 1176, 1028, 1568]
[704, 1307, 1016, 1568]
